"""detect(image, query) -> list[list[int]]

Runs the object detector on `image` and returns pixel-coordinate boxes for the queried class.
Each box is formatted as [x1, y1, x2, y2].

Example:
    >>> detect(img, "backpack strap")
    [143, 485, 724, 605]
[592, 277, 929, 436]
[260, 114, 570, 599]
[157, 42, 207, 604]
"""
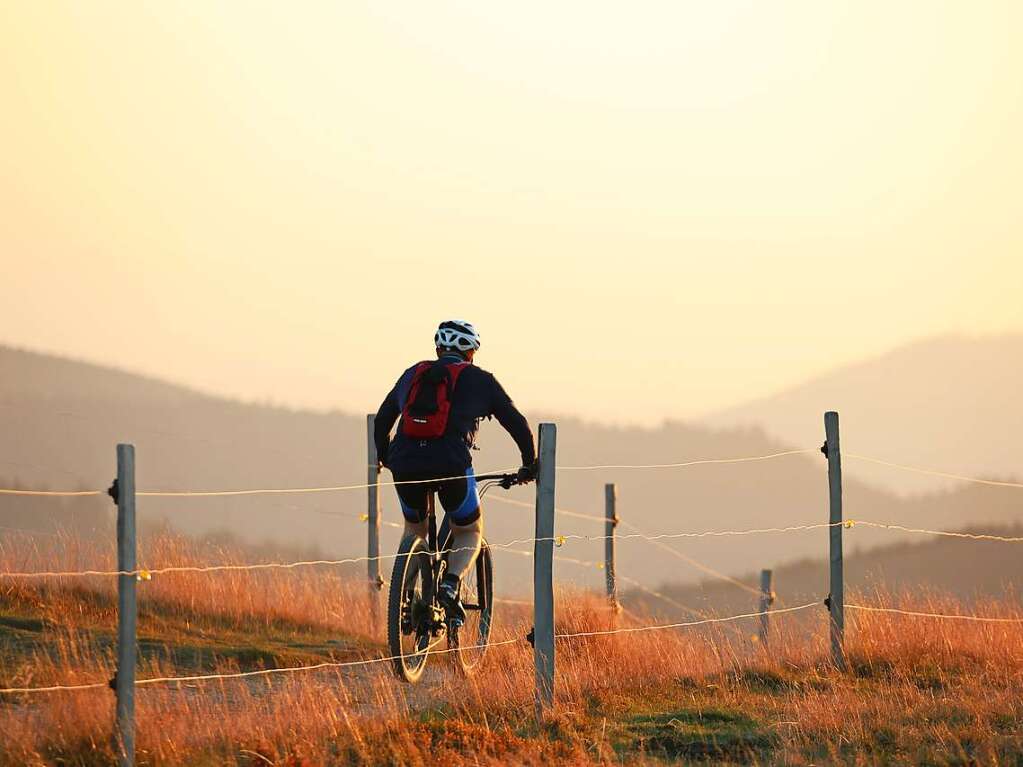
[446, 361, 469, 390]
[407, 362, 440, 416]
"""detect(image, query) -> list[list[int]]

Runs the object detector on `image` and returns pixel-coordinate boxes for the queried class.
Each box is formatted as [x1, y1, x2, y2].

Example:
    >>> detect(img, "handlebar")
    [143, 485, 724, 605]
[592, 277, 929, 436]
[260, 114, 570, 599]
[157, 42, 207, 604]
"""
[474, 472, 524, 489]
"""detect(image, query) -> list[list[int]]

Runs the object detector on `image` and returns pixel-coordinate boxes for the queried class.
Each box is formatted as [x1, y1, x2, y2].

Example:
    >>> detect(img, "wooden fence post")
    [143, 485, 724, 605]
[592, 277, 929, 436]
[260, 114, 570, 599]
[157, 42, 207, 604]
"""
[824, 411, 845, 670]
[113, 444, 137, 767]
[604, 483, 618, 610]
[366, 415, 382, 623]
[533, 422, 557, 719]
[759, 569, 774, 647]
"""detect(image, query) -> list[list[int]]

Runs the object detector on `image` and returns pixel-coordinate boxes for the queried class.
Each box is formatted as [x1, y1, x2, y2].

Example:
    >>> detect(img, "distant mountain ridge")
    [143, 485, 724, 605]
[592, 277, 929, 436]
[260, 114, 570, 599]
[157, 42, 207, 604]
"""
[2, 343, 1021, 597]
[705, 334, 1023, 495]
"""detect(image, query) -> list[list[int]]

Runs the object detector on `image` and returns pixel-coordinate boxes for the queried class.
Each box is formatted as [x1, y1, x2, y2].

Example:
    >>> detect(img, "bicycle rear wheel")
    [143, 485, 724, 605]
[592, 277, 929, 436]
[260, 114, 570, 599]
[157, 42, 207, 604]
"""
[387, 534, 433, 683]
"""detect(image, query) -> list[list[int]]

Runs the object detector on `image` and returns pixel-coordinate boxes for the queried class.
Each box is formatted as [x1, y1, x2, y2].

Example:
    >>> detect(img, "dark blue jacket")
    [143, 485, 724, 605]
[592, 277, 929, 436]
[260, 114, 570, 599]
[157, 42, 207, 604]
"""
[374, 355, 536, 475]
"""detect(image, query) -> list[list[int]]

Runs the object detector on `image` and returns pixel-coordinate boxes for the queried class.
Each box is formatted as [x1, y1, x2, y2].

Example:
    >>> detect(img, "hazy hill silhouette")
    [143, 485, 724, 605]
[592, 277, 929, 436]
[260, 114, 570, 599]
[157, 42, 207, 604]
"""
[706, 334, 1023, 495]
[630, 523, 1023, 619]
[2, 345, 1021, 597]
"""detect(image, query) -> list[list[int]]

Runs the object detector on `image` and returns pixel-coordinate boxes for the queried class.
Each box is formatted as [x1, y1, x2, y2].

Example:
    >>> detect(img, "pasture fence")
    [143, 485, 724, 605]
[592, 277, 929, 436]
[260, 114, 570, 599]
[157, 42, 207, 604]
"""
[1, 411, 1022, 766]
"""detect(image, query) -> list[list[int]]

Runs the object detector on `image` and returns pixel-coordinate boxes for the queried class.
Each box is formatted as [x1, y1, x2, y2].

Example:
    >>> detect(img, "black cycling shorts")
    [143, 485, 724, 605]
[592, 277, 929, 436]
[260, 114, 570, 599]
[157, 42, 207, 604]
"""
[392, 468, 481, 525]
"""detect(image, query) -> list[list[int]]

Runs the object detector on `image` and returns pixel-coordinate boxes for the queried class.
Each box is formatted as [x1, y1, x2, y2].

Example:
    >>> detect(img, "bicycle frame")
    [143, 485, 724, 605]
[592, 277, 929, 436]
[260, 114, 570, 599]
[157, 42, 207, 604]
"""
[419, 473, 515, 631]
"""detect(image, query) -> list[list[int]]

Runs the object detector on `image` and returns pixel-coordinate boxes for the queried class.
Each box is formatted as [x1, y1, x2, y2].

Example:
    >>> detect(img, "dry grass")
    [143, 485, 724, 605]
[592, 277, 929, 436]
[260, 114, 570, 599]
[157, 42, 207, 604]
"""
[2, 529, 1022, 765]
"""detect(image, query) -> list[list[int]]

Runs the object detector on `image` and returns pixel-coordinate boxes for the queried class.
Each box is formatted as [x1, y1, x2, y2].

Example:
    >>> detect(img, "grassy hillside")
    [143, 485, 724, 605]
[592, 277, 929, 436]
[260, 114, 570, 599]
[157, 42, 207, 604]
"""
[2, 528, 1022, 765]
[0, 530, 381, 678]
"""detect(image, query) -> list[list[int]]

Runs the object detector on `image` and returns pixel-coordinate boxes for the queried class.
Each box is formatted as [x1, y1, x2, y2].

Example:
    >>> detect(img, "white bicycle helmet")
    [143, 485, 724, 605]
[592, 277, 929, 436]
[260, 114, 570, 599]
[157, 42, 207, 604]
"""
[435, 319, 481, 352]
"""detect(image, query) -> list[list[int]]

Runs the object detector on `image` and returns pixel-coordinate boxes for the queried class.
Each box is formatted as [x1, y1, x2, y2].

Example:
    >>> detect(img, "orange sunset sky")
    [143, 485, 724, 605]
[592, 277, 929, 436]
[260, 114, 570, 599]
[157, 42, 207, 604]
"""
[2, 2, 1021, 423]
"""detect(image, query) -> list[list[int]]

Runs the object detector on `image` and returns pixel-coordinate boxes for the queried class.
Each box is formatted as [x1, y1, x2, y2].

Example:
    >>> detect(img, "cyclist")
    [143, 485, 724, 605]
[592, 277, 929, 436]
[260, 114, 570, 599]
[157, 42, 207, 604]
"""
[374, 319, 536, 627]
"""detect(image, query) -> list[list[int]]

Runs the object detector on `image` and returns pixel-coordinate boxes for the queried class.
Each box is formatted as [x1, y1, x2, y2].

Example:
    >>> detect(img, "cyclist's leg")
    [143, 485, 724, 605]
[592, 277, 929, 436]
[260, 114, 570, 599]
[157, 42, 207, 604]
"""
[437, 469, 482, 580]
[393, 473, 429, 541]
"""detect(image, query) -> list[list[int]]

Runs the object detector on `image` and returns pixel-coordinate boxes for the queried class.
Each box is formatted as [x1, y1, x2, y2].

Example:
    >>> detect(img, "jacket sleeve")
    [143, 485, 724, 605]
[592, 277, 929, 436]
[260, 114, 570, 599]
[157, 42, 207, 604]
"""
[489, 375, 536, 466]
[373, 381, 402, 465]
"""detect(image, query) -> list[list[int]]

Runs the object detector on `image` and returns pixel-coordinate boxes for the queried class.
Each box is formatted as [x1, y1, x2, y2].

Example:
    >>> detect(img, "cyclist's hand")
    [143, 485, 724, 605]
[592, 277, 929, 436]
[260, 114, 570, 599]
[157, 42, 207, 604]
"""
[516, 461, 538, 484]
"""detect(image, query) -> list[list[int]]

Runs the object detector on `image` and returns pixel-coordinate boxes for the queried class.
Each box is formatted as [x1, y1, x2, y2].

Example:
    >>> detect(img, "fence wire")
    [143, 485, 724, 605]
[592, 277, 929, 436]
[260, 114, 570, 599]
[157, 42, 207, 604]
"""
[0, 602, 819, 696]
[6, 599, 1022, 695]
[846, 604, 1023, 623]
[8, 514, 1022, 581]
[486, 494, 606, 523]
[0, 447, 821, 497]
[4, 449, 1021, 498]
[554, 601, 820, 639]
[844, 454, 1023, 489]
[850, 520, 1023, 543]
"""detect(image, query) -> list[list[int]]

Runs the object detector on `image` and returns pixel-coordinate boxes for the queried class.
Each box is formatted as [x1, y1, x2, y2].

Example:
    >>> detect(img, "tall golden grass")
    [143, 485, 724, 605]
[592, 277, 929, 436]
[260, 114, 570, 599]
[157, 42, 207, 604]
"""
[1, 529, 1021, 765]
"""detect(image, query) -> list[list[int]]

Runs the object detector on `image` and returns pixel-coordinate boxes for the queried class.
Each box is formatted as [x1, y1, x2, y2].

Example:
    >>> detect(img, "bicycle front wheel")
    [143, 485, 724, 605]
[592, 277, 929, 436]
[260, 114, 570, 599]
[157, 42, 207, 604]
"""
[387, 534, 433, 683]
[447, 538, 494, 675]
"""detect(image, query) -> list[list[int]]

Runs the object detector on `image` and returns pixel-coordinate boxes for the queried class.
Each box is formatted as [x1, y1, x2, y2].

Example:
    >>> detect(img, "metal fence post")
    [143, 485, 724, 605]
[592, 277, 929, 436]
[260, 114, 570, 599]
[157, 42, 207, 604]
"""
[759, 569, 774, 647]
[533, 422, 557, 719]
[113, 444, 137, 767]
[604, 483, 617, 610]
[366, 415, 382, 622]
[824, 411, 845, 670]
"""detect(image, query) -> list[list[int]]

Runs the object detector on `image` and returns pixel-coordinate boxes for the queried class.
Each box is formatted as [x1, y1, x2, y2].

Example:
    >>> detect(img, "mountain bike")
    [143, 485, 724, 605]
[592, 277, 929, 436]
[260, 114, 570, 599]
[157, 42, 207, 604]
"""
[387, 472, 524, 683]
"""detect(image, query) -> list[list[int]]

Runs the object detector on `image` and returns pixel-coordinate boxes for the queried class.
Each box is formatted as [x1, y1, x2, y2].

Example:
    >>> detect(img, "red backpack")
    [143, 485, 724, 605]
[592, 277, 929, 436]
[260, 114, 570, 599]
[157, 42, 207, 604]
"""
[400, 360, 469, 439]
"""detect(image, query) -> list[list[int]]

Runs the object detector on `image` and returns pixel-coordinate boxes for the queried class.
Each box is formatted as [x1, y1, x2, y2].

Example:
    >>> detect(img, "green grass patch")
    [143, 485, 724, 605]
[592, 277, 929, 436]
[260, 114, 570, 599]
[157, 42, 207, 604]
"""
[615, 706, 776, 762]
